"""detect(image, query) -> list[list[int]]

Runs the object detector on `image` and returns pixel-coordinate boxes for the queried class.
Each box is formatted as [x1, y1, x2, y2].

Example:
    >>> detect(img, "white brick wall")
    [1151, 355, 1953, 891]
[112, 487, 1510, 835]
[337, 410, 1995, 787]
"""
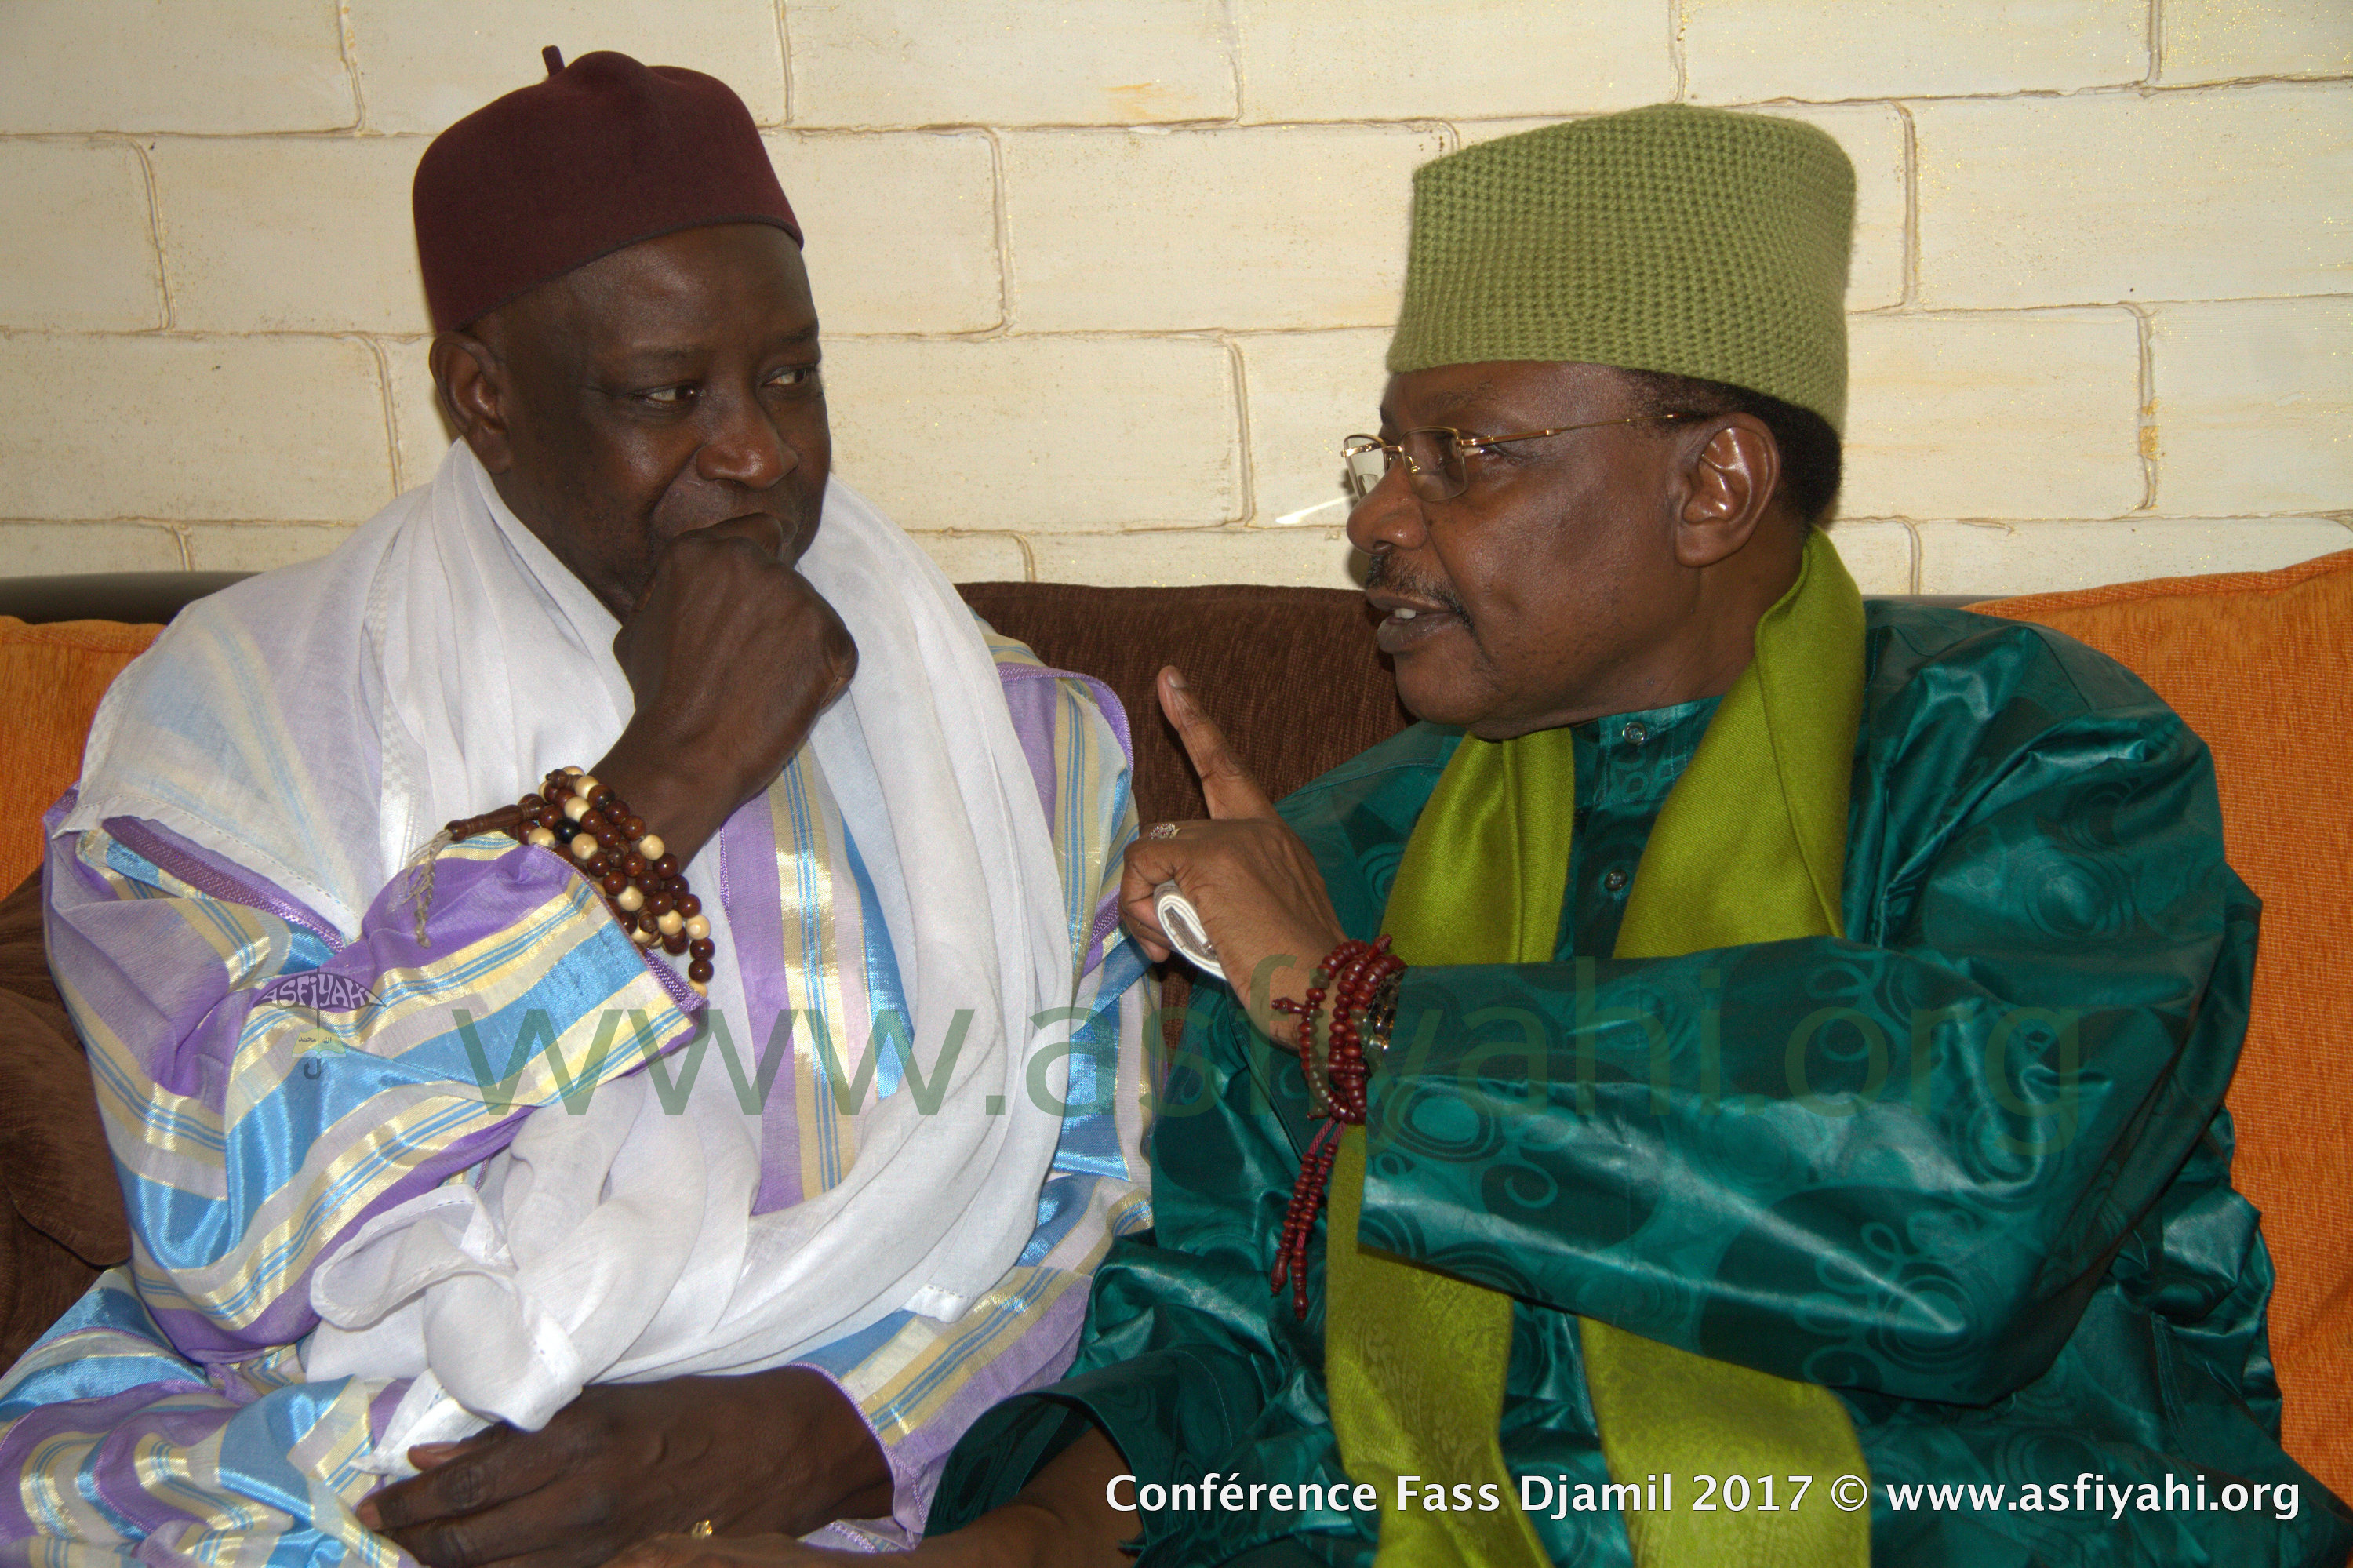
[1234, 0, 1671, 122]
[998, 126, 1446, 331]
[0, 1, 2344, 590]
[1913, 86, 2352, 308]
[0, 1, 357, 134]
[1842, 311, 2145, 520]
[767, 131, 1001, 333]
[0, 334, 392, 521]
[0, 142, 162, 331]
[353, 2, 789, 135]
[824, 334, 1242, 530]
[787, 1, 1235, 126]
[149, 138, 433, 334]
[1682, 1, 2149, 102]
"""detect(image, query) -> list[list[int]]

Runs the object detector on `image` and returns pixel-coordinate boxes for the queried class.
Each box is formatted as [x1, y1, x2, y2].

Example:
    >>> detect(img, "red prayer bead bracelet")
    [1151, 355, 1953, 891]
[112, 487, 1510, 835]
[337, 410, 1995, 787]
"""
[445, 766, 715, 996]
[1269, 935, 1406, 1318]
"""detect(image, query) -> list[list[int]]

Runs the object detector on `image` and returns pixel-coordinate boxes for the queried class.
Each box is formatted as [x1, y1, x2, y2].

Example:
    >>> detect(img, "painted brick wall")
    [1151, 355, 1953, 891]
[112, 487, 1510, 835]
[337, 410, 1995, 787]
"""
[2, 1, 2346, 592]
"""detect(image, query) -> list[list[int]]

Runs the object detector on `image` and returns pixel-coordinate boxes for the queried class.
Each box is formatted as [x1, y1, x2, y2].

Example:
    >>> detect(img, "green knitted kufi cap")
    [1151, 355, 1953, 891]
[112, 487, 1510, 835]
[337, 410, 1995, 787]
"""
[1387, 104, 1856, 433]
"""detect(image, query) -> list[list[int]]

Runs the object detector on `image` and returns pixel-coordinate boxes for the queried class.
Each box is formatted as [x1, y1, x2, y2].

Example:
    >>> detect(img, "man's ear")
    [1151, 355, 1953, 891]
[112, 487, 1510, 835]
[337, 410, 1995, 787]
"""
[429, 332, 515, 475]
[1672, 415, 1780, 569]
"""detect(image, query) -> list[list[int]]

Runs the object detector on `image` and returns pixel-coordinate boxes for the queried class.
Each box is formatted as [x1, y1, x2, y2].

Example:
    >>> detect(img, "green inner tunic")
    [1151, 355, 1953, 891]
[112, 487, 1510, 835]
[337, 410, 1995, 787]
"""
[930, 604, 2353, 1568]
[1557, 697, 1722, 959]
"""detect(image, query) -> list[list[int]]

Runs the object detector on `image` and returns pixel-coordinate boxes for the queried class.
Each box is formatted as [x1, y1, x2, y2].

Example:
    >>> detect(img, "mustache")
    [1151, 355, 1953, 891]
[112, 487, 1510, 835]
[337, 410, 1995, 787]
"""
[1362, 551, 1470, 623]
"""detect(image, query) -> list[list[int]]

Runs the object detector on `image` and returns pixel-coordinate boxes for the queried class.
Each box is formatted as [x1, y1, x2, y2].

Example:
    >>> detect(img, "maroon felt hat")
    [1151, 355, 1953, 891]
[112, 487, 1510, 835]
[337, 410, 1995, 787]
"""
[413, 47, 802, 332]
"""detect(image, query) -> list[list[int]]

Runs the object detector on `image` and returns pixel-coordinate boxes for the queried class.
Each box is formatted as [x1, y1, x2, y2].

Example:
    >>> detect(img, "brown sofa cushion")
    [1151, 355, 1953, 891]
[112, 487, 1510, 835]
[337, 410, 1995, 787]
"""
[957, 583, 1413, 829]
[957, 582, 1418, 1052]
[0, 870, 131, 1365]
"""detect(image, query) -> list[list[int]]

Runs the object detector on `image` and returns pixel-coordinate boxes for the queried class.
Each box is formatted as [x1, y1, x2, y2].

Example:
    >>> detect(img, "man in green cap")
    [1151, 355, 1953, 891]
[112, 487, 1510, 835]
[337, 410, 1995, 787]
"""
[605, 104, 2350, 1568]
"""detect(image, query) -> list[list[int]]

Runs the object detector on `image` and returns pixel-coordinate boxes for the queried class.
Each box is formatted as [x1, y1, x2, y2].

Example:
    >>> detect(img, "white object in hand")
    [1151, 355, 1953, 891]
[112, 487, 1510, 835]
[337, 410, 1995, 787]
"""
[1152, 881, 1224, 980]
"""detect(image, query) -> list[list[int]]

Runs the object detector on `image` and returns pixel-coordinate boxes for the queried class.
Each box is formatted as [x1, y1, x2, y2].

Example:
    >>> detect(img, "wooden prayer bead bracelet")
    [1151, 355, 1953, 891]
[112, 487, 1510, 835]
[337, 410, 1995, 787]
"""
[442, 766, 716, 996]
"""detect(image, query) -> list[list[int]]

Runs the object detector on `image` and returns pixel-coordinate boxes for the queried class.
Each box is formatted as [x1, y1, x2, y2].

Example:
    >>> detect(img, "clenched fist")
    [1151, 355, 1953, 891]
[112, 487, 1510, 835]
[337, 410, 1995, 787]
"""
[593, 512, 856, 868]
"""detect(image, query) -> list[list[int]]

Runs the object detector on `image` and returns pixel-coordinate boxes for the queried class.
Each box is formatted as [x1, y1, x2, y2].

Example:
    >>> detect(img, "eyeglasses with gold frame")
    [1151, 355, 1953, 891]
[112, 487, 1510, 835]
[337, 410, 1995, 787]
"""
[1341, 413, 1697, 503]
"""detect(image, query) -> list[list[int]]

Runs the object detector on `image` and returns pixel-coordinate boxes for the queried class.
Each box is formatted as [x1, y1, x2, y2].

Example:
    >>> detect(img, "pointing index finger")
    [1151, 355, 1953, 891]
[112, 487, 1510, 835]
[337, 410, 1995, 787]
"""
[1158, 667, 1274, 820]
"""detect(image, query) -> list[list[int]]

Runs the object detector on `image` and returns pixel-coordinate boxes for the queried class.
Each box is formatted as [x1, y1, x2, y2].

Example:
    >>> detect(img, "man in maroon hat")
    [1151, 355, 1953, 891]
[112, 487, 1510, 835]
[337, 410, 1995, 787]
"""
[7, 49, 1150, 1568]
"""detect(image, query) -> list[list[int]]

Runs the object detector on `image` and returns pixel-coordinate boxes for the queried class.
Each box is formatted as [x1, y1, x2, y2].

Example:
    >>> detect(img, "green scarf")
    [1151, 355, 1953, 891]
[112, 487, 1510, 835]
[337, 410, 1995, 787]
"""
[1326, 529, 1871, 1566]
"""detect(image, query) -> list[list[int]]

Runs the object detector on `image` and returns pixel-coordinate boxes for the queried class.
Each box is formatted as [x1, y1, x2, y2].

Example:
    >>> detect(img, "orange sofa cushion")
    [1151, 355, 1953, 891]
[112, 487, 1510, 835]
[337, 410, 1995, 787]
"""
[1976, 548, 2353, 1501]
[0, 618, 162, 895]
